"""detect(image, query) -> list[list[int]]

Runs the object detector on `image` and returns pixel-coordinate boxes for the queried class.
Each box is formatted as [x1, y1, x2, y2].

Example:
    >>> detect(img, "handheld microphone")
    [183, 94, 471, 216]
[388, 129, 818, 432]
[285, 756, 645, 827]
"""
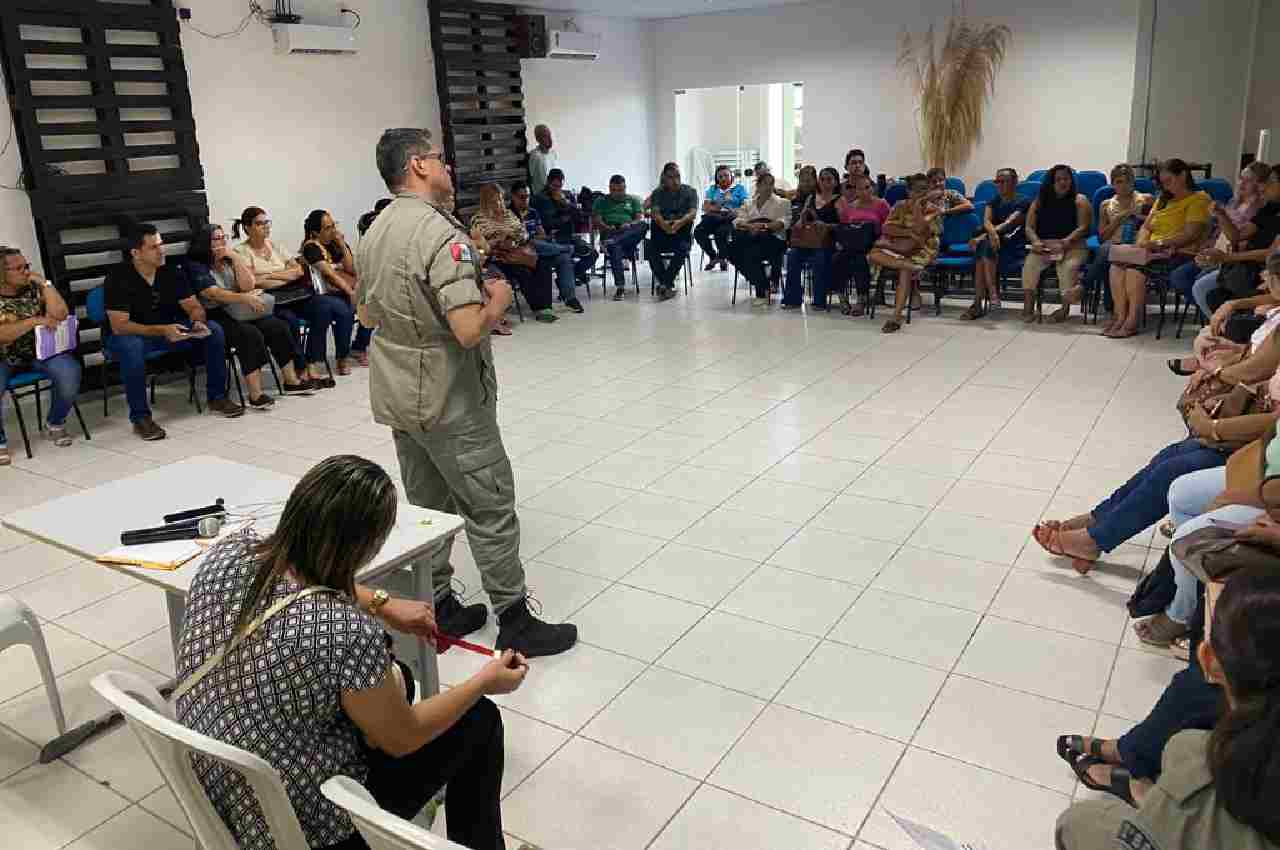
[163, 499, 226, 524]
[121, 516, 222, 547]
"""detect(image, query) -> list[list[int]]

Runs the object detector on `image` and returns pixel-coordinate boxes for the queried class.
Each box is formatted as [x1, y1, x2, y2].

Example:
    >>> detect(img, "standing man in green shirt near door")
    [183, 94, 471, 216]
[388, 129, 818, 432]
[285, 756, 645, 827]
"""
[592, 174, 648, 300]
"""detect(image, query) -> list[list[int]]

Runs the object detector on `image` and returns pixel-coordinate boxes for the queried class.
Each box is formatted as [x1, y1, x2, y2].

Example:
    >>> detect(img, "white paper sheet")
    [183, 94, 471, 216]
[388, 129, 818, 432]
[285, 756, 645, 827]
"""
[888, 811, 990, 850]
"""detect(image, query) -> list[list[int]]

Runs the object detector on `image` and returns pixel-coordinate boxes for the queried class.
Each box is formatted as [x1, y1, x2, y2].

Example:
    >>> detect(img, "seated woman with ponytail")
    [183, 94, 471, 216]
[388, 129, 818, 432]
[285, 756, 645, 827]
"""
[1055, 565, 1280, 850]
[300, 209, 358, 377]
[349, 199, 392, 367]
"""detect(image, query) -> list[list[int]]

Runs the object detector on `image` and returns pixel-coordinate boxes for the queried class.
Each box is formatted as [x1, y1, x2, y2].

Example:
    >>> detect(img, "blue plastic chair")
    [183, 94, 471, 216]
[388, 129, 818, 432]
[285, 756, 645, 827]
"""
[87, 286, 201, 416]
[6, 371, 92, 459]
[919, 210, 981, 315]
[1200, 178, 1233, 204]
[1016, 180, 1042, 201]
[945, 177, 966, 196]
[1075, 171, 1107, 208]
[1027, 169, 1049, 183]
[884, 182, 909, 207]
[1135, 177, 1156, 195]
[973, 180, 999, 206]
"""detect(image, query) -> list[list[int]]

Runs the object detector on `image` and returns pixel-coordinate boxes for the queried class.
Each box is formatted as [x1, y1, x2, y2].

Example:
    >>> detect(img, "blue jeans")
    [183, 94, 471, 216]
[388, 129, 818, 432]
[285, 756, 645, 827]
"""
[783, 247, 832, 307]
[0, 353, 82, 446]
[303, 294, 354, 365]
[1191, 268, 1220, 320]
[104, 321, 228, 423]
[601, 222, 648, 287]
[532, 239, 576, 302]
[1166, 502, 1262, 624]
[1116, 644, 1219, 780]
[1086, 438, 1228, 552]
[1083, 243, 1114, 313]
[351, 324, 373, 353]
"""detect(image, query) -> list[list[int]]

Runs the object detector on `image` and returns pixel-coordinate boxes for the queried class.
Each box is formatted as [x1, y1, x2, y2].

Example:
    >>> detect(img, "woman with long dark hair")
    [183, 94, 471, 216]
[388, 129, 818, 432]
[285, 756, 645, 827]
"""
[1106, 158, 1212, 338]
[300, 209, 358, 376]
[783, 166, 840, 310]
[184, 224, 311, 400]
[1021, 164, 1092, 323]
[1055, 565, 1280, 850]
[176, 456, 527, 850]
[348, 198, 392, 366]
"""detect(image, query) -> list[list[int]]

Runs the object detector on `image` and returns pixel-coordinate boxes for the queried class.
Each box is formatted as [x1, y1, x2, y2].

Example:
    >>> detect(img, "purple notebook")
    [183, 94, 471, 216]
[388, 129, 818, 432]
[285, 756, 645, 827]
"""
[34, 315, 77, 360]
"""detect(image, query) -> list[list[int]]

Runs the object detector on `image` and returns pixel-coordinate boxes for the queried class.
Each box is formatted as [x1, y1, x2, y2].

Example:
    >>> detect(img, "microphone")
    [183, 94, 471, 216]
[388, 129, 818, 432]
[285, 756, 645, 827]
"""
[163, 499, 226, 525]
[121, 516, 222, 547]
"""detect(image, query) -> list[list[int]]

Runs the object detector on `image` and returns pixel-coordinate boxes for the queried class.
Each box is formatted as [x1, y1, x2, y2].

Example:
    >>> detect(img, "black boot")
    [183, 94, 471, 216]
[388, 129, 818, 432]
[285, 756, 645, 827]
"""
[496, 597, 577, 658]
[435, 591, 488, 637]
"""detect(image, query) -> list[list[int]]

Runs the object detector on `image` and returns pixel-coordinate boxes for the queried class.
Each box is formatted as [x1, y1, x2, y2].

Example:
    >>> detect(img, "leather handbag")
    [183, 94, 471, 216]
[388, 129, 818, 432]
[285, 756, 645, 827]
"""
[790, 220, 831, 250]
[1170, 525, 1280, 583]
[1218, 260, 1263, 297]
[496, 242, 538, 269]
[832, 222, 878, 254]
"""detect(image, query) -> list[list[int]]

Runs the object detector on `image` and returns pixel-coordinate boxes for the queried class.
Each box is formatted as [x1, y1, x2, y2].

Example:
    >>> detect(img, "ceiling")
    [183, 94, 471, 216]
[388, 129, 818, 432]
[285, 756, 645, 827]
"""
[488, 0, 811, 20]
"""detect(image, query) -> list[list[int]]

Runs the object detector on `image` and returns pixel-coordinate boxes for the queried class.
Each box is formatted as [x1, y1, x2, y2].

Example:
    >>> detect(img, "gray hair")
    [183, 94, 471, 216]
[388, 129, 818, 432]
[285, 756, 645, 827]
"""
[375, 127, 434, 190]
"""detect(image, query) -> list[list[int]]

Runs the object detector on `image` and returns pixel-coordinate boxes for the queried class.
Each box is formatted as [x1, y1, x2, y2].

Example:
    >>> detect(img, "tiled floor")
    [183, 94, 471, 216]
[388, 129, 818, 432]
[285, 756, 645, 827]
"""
[0, 266, 1194, 850]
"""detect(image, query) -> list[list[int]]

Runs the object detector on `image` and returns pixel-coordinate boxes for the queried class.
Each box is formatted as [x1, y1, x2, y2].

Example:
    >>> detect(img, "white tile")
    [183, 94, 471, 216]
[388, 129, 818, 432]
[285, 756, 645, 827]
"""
[767, 529, 898, 585]
[584, 667, 764, 778]
[0, 540, 87, 591]
[829, 589, 981, 670]
[646, 464, 756, 505]
[138, 787, 191, 837]
[907, 510, 1030, 565]
[507, 440, 613, 475]
[937, 479, 1052, 525]
[63, 801, 195, 850]
[915, 676, 1095, 793]
[658, 611, 818, 699]
[797, 434, 896, 464]
[861, 748, 1068, 850]
[724, 479, 836, 523]
[56, 584, 170, 650]
[596, 492, 711, 539]
[1058, 463, 1130, 503]
[0, 761, 131, 850]
[117, 629, 176, 678]
[966, 451, 1069, 491]
[491, 643, 644, 731]
[809, 495, 927, 544]
[710, 704, 903, 835]
[573, 584, 707, 662]
[827, 411, 922, 441]
[872, 547, 1009, 612]
[617, 432, 720, 464]
[621, 544, 759, 606]
[0, 725, 38, 782]
[675, 508, 800, 561]
[10, 564, 137, 622]
[956, 618, 1116, 709]
[846, 466, 957, 508]
[515, 508, 586, 559]
[518, 477, 637, 521]
[498, 709, 571, 797]
[0, 622, 109, 703]
[502, 737, 697, 850]
[717, 566, 862, 636]
[534, 523, 667, 580]
[763, 452, 867, 491]
[65, 723, 166, 801]
[990, 568, 1130, 643]
[778, 642, 946, 740]
[650, 784, 849, 850]
[518, 560, 612, 624]
[876, 442, 978, 477]
[576, 453, 680, 490]
[1102, 648, 1185, 721]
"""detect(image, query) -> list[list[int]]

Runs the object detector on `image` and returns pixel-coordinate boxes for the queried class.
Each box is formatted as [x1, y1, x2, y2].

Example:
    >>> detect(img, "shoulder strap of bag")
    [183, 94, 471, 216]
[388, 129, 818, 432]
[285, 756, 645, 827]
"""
[171, 585, 339, 702]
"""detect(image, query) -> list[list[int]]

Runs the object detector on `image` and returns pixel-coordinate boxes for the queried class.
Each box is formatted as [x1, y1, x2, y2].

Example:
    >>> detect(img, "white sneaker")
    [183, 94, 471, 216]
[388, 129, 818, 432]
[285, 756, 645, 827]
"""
[751, 297, 769, 308]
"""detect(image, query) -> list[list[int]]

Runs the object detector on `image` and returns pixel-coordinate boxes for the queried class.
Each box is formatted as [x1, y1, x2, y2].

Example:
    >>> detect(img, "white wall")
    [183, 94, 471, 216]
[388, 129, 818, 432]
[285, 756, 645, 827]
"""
[651, 0, 1141, 191]
[0, 0, 437, 274]
[520, 13, 655, 191]
[1135, 0, 1257, 182]
[1245, 0, 1280, 156]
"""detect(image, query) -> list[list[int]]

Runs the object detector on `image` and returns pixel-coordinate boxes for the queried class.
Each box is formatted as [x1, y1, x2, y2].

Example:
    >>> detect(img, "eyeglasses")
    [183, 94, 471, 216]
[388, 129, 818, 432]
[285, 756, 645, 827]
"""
[253, 219, 271, 227]
[414, 151, 446, 164]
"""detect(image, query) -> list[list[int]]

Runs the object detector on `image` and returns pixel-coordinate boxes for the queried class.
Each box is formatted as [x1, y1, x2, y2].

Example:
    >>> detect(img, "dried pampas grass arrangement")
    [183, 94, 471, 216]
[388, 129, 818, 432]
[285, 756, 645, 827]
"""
[899, 7, 1011, 173]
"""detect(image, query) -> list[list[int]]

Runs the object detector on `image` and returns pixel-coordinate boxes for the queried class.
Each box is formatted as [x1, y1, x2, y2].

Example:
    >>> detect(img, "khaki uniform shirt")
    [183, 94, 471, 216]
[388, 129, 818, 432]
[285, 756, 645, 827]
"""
[354, 191, 496, 433]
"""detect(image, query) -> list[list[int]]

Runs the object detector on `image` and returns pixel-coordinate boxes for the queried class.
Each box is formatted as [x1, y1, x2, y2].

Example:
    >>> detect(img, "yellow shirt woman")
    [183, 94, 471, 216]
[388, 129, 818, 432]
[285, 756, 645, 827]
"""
[1143, 190, 1211, 244]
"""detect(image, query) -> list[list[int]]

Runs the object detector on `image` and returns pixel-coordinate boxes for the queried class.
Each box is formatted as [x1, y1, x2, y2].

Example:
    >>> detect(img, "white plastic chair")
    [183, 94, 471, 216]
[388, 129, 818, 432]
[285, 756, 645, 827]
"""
[321, 776, 468, 850]
[0, 594, 66, 734]
[90, 670, 309, 850]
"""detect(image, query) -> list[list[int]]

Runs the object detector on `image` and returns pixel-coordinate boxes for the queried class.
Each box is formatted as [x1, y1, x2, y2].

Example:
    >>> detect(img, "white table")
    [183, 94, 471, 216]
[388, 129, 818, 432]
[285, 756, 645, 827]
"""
[2, 455, 464, 698]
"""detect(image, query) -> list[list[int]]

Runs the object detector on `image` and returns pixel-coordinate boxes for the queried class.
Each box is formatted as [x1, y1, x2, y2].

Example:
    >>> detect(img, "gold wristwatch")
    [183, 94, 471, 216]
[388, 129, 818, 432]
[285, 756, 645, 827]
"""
[368, 588, 391, 615]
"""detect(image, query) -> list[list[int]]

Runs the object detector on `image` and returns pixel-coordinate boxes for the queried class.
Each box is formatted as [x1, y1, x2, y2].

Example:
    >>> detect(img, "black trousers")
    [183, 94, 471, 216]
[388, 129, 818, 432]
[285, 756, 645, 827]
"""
[210, 309, 297, 377]
[693, 214, 734, 261]
[321, 697, 506, 850]
[494, 261, 554, 312]
[830, 249, 872, 297]
[557, 236, 598, 279]
[648, 229, 691, 289]
[728, 232, 786, 297]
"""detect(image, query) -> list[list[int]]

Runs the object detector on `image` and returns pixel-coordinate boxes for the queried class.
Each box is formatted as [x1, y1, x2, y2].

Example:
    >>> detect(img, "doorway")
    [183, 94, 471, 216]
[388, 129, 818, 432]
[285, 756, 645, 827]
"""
[673, 82, 803, 192]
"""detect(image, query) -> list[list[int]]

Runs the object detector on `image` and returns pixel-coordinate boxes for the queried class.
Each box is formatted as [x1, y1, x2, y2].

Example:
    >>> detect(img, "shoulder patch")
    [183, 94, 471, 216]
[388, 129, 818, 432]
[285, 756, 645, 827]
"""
[1117, 820, 1159, 850]
[450, 242, 474, 263]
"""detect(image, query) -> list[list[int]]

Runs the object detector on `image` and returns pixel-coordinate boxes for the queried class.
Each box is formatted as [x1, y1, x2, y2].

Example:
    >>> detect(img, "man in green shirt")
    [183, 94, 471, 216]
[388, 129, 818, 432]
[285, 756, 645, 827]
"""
[591, 174, 648, 300]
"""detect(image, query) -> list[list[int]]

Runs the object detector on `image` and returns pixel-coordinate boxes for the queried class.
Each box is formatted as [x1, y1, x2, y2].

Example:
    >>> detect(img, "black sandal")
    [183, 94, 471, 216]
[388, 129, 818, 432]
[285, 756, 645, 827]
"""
[1056, 734, 1105, 765]
[1167, 359, 1195, 377]
[1069, 752, 1136, 807]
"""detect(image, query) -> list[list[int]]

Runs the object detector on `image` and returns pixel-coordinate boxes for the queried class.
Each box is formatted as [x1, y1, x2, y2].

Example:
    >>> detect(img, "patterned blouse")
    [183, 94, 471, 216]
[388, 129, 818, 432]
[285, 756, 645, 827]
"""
[175, 531, 389, 850]
[470, 207, 528, 246]
[0, 282, 43, 366]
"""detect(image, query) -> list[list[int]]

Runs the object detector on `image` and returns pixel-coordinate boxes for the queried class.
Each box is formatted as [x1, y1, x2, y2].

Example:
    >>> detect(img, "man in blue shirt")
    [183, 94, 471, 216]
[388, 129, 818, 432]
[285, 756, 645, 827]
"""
[694, 165, 747, 271]
[511, 182, 584, 313]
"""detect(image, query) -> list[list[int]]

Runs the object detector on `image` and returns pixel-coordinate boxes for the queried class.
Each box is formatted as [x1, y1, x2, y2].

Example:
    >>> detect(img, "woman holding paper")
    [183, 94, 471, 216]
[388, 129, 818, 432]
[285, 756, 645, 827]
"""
[0, 247, 81, 464]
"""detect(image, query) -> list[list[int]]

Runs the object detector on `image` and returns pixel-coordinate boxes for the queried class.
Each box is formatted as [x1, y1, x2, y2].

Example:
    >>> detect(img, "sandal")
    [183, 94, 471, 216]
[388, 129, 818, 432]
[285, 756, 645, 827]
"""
[959, 304, 984, 321]
[1056, 734, 1106, 765]
[1167, 359, 1195, 377]
[881, 319, 902, 334]
[1133, 612, 1189, 647]
[1033, 525, 1098, 575]
[1105, 324, 1140, 339]
[1047, 305, 1071, 324]
[1069, 752, 1136, 807]
[491, 324, 513, 336]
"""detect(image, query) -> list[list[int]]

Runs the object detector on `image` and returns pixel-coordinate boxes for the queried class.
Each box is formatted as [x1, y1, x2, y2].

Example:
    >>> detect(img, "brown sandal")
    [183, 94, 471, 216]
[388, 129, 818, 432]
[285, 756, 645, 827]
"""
[882, 319, 902, 334]
[1133, 613, 1189, 647]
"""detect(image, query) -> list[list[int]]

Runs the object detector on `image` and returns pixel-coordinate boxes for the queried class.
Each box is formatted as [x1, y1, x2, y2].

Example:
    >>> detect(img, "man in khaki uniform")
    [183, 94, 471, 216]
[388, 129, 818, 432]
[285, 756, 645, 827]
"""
[355, 128, 577, 657]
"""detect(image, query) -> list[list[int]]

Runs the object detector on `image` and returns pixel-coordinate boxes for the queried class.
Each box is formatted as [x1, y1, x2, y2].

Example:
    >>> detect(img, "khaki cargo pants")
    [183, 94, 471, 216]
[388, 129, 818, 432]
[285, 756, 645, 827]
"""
[1054, 798, 1131, 850]
[393, 408, 527, 615]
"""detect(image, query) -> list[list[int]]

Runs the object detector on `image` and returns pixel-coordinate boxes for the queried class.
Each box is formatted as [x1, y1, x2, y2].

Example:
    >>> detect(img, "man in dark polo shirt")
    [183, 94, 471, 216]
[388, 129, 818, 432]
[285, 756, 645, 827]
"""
[103, 222, 243, 441]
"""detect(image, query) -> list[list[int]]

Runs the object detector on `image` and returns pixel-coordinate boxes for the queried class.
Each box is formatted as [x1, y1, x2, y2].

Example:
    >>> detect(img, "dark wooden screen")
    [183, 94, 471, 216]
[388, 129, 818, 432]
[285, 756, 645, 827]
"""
[0, 0, 208, 369]
[428, 1, 532, 220]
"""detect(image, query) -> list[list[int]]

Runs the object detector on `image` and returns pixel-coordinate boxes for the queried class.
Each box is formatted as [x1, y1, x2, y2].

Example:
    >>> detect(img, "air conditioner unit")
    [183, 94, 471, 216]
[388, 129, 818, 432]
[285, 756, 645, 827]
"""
[546, 29, 599, 61]
[272, 24, 358, 56]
